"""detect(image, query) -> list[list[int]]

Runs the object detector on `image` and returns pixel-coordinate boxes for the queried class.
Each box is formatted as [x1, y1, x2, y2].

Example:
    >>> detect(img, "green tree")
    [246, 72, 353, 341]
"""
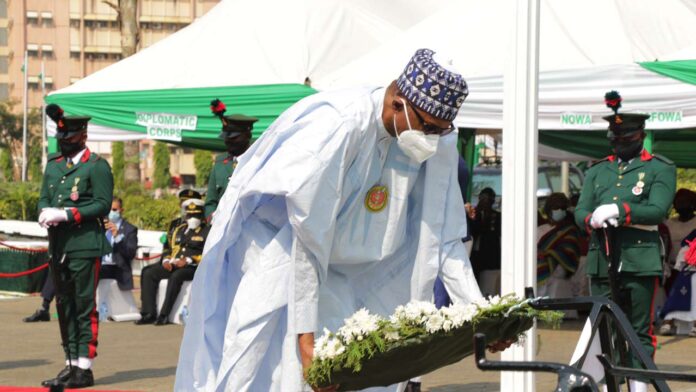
[27, 138, 42, 182]
[153, 142, 171, 189]
[0, 147, 13, 181]
[194, 149, 213, 187]
[112, 141, 125, 189]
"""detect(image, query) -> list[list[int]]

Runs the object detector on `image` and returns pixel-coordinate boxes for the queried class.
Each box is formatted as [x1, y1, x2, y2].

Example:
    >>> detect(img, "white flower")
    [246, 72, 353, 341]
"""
[337, 308, 382, 344]
[384, 330, 400, 341]
[440, 303, 478, 328]
[425, 312, 445, 333]
[314, 328, 345, 360]
[393, 301, 438, 326]
[488, 295, 502, 306]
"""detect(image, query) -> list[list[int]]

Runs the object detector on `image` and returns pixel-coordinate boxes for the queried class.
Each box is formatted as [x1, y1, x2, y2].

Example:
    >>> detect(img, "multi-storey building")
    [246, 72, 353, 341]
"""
[3, 0, 218, 108]
[1, 0, 219, 183]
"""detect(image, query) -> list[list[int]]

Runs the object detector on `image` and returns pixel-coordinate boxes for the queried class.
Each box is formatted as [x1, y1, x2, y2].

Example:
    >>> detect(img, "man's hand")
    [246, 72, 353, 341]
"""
[590, 204, 619, 229]
[105, 221, 118, 236]
[487, 338, 516, 353]
[40, 208, 68, 226]
[298, 333, 339, 392]
[174, 258, 188, 268]
[465, 203, 476, 219]
[162, 261, 173, 271]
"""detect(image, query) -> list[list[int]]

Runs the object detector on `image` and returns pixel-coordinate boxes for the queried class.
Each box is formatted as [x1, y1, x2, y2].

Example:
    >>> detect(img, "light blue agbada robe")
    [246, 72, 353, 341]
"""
[175, 87, 483, 391]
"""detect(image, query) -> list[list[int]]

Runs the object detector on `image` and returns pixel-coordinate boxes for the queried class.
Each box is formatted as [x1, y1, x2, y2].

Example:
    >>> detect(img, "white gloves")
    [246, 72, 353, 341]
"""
[590, 204, 620, 229]
[38, 208, 69, 228]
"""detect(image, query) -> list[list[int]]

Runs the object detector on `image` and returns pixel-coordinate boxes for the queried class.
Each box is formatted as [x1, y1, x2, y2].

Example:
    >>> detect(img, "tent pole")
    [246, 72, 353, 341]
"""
[501, 0, 540, 391]
[561, 161, 569, 196]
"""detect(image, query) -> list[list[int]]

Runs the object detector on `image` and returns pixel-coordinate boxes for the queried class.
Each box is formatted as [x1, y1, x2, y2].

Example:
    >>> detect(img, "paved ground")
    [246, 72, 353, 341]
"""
[3, 294, 696, 391]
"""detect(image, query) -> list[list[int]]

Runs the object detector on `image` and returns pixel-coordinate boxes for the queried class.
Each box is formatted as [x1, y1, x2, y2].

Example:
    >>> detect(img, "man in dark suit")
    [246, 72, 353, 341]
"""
[100, 197, 138, 290]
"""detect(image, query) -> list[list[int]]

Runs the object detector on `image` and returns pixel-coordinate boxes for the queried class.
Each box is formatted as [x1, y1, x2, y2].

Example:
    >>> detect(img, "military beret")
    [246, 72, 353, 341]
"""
[46, 103, 91, 139]
[602, 91, 649, 137]
[210, 98, 257, 139]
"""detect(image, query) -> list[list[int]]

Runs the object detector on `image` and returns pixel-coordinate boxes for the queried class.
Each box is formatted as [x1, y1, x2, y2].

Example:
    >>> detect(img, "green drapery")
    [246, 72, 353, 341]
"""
[46, 84, 317, 151]
[639, 60, 696, 86]
[539, 129, 696, 167]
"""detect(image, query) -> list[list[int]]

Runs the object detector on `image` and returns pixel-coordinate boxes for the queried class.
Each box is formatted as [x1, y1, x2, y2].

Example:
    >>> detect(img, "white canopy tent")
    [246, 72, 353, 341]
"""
[47, 0, 443, 140]
[317, 0, 696, 130]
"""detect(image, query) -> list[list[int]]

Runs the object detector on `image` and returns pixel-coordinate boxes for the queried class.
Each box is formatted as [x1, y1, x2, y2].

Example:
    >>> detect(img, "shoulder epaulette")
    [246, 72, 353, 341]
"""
[653, 154, 674, 165]
[215, 154, 228, 163]
[47, 152, 62, 161]
[589, 156, 611, 168]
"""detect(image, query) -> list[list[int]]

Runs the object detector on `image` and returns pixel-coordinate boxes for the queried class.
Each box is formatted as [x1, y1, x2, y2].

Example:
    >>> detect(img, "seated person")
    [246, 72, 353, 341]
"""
[135, 199, 210, 326]
[100, 197, 138, 291]
[536, 193, 581, 299]
[24, 197, 137, 322]
[660, 229, 696, 336]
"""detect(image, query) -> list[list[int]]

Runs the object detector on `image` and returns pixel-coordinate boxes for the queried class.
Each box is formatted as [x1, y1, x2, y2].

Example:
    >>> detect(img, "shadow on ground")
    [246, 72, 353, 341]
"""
[0, 359, 51, 371]
[96, 366, 176, 385]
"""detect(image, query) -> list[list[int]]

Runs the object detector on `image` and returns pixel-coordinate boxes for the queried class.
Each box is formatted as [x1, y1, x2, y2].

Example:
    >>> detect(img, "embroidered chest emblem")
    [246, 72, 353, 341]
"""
[365, 185, 388, 213]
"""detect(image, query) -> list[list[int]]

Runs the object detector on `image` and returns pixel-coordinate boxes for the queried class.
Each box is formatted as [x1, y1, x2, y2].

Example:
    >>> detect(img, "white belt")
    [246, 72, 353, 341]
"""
[630, 224, 658, 232]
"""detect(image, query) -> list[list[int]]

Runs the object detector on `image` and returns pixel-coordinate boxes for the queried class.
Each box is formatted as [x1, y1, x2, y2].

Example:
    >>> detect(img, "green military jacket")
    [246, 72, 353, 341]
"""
[574, 150, 676, 278]
[38, 149, 114, 258]
[205, 154, 236, 218]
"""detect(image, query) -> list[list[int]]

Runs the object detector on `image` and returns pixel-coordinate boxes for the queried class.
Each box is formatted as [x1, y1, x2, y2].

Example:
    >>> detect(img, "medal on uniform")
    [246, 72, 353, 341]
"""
[636, 172, 645, 189]
[632, 186, 642, 195]
[70, 177, 80, 201]
[365, 185, 388, 212]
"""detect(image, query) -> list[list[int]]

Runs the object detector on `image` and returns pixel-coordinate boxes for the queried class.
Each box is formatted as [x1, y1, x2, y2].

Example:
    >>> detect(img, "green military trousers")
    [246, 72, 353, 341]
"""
[590, 275, 659, 369]
[52, 256, 101, 359]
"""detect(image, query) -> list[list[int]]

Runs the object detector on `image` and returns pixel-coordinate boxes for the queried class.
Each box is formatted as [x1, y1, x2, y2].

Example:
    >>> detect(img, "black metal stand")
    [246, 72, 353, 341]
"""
[474, 333, 599, 392]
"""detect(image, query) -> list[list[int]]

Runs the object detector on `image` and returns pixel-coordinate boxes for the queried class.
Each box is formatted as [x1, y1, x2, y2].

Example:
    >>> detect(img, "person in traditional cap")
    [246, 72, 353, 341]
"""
[205, 99, 257, 219]
[574, 91, 676, 392]
[136, 199, 210, 326]
[38, 103, 114, 388]
[176, 48, 511, 391]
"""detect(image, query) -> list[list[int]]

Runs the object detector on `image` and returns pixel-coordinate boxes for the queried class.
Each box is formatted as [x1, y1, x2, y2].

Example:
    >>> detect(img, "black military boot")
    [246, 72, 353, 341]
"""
[154, 314, 171, 326]
[134, 313, 157, 325]
[41, 365, 72, 387]
[24, 308, 50, 322]
[65, 368, 94, 388]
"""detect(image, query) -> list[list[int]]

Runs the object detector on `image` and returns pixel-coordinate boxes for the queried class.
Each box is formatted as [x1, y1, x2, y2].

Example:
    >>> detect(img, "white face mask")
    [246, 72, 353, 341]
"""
[550, 209, 566, 222]
[187, 217, 201, 230]
[394, 98, 439, 163]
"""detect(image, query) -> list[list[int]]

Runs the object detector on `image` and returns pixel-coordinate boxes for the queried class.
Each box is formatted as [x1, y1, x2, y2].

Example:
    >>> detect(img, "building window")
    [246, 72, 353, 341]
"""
[0, 28, 7, 46]
[0, 83, 8, 100]
[41, 44, 54, 58]
[41, 12, 55, 27]
[0, 0, 7, 18]
[0, 56, 7, 73]
[26, 44, 40, 57]
[26, 11, 39, 25]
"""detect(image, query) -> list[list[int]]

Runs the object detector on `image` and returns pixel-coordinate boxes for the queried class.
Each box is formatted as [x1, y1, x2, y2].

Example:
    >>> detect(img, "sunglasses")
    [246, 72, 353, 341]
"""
[404, 100, 455, 136]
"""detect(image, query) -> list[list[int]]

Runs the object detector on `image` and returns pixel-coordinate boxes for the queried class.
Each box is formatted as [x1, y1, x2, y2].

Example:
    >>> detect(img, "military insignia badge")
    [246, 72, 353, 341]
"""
[365, 185, 388, 212]
[636, 173, 645, 189]
[70, 178, 80, 201]
[632, 186, 643, 196]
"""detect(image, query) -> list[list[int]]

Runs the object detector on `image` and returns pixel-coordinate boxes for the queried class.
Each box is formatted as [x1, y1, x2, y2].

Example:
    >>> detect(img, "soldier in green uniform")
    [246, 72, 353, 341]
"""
[38, 104, 114, 388]
[205, 99, 257, 218]
[574, 91, 676, 392]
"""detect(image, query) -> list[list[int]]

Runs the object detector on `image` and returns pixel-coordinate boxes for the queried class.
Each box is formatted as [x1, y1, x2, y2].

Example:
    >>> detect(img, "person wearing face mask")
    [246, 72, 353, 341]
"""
[574, 91, 676, 392]
[99, 197, 138, 292]
[37, 104, 114, 388]
[205, 99, 257, 219]
[175, 49, 514, 392]
[136, 199, 209, 326]
[536, 193, 581, 304]
[468, 187, 502, 296]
